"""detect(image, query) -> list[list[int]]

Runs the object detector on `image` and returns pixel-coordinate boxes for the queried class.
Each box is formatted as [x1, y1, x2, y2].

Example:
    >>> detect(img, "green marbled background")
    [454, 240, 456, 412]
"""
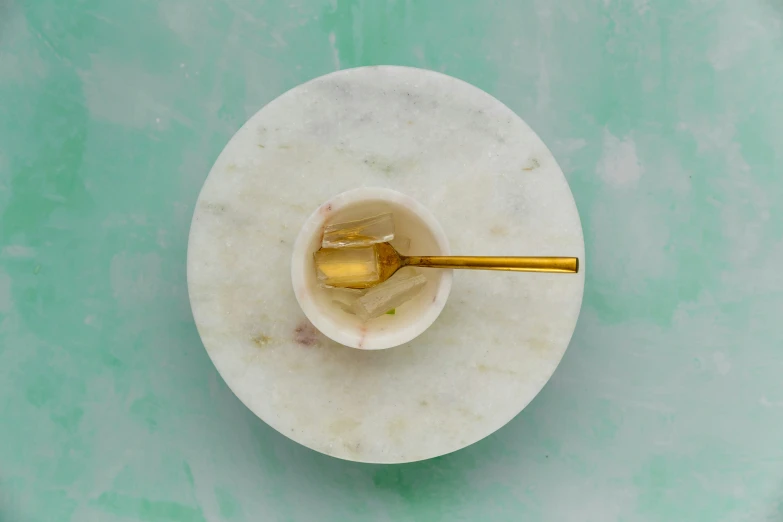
[1, 0, 781, 520]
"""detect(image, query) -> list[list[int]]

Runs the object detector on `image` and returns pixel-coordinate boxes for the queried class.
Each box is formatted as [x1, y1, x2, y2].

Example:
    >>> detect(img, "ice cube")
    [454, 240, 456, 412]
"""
[329, 287, 364, 315]
[390, 234, 411, 254]
[352, 272, 427, 321]
[333, 300, 357, 315]
[322, 212, 395, 248]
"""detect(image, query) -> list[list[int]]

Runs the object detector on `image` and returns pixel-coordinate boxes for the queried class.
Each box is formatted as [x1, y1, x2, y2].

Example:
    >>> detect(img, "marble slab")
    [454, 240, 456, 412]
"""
[187, 66, 585, 463]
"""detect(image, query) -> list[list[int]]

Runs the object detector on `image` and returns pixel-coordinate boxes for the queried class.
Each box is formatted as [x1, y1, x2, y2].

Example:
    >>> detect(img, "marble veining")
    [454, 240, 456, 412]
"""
[187, 66, 585, 463]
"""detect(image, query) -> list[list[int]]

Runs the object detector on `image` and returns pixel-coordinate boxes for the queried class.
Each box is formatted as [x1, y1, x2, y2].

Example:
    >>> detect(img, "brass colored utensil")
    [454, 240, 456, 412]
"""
[315, 242, 579, 289]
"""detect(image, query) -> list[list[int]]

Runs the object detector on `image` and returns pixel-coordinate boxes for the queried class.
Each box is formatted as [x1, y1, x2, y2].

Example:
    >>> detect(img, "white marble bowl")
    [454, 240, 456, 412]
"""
[291, 187, 453, 350]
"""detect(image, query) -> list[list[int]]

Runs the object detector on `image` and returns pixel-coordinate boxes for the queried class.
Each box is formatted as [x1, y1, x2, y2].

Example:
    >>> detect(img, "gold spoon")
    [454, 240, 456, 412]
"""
[314, 242, 579, 289]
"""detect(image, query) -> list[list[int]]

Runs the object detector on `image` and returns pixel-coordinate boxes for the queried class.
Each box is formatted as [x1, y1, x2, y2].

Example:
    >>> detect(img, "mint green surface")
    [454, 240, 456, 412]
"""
[1, 1, 782, 520]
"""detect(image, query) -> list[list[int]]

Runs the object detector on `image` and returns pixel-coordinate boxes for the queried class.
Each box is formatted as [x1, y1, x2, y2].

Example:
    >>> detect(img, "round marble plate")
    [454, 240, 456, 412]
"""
[187, 66, 585, 463]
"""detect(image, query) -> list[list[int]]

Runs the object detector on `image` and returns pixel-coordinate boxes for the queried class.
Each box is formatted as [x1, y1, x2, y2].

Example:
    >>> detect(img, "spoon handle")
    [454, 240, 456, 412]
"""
[402, 256, 579, 273]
